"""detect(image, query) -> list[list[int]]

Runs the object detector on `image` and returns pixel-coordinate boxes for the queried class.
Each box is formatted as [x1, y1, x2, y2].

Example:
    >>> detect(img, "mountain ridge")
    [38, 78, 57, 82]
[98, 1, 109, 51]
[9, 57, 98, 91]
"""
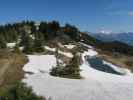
[88, 32, 133, 46]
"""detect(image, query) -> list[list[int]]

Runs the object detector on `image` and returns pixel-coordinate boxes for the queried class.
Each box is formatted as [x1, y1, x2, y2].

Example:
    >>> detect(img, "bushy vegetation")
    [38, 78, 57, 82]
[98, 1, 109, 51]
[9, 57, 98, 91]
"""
[0, 20, 132, 56]
[13, 44, 22, 54]
[0, 37, 6, 49]
[22, 35, 34, 54]
[0, 20, 83, 54]
[50, 52, 81, 79]
[1, 20, 133, 99]
[125, 61, 133, 67]
[33, 32, 44, 53]
[96, 41, 133, 56]
[1, 82, 45, 100]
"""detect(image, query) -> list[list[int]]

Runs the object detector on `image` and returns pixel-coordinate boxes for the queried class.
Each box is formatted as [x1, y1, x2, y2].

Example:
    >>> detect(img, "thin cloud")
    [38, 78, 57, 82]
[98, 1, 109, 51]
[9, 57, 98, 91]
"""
[128, 11, 133, 16]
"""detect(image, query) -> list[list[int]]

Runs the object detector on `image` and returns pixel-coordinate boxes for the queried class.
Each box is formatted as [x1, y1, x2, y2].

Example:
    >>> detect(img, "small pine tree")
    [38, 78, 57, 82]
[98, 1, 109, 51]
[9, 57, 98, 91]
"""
[50, 52, 81, 79]
[64, 53, 81, 78]
[33, 38, 44, 53]
[55, 48, 59, 66]
[33, 32, 44, 53]
[23, 35, 34, 54]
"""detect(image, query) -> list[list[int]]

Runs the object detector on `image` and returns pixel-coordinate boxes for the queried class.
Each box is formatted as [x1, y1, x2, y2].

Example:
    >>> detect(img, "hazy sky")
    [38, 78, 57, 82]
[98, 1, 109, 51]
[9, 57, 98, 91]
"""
[0, 0, 133, 32]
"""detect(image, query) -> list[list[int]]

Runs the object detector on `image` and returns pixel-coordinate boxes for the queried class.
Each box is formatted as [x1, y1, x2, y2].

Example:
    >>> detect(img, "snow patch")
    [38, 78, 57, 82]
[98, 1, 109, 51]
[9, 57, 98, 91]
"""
[30, 35, 35, 40]
[82, 49, 98, 58]
[6, 43, 16, 48]
[103, 61, 126, 75]
[44, 46, 73, 58]
[19, 46, 24, 51]
[58, 51, 73, 58]
[79, 42, 93, 49]
[23, 55, 56, 74]
[44, 46, 56, 52]
[64, 44, 75, 49]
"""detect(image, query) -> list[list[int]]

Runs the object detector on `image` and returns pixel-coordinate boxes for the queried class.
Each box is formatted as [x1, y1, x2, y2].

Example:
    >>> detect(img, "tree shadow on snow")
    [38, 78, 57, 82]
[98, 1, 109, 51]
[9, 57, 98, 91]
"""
[87, 57, 123, 75]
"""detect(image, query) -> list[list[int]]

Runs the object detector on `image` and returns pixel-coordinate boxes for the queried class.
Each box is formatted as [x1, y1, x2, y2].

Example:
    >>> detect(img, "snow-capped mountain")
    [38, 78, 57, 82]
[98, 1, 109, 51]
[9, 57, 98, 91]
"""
[89, 32, 133, 46]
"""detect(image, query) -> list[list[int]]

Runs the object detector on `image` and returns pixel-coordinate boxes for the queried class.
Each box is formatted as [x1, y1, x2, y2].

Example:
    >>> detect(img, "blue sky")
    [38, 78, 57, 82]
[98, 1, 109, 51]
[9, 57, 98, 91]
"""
[0, 0, 133, 32]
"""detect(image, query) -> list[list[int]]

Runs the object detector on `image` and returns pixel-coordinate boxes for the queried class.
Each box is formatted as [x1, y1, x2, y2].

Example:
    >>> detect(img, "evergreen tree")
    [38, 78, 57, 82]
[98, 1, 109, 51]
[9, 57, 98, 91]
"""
[48, 21, 60, 33]
[23, 35, 33, 54]
[63, 24, 79, 41]
[33, 32, 44, 53]
[39, 22, 49, 40]
[33, 39, 44, 53]
[50, 52, 81, 79]
[19, 29, 29, 46]
[55, 48, 59, 66]
[64, 52, 81, 78]
[0, 35, 6, 49]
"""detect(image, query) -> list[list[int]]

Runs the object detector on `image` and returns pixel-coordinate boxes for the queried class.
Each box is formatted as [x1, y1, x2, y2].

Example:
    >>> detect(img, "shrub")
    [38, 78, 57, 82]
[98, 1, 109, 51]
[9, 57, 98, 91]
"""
[50, 53, 81, 79]
[0, 37, 6, 49]
[50, 65, 65, 77]
[63, 53, 81, 79]
[1, 82, 45, 100]
[13, 44, 22, 54]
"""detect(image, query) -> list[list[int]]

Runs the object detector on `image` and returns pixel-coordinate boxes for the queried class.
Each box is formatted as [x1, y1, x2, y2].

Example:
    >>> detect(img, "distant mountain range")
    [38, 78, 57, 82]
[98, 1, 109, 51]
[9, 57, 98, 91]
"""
[88, 32, 133, 46]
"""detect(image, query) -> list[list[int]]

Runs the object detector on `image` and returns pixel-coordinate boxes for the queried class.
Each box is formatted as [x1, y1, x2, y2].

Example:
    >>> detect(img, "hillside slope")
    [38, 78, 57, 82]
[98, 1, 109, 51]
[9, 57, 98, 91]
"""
[0, 21, 133, 99]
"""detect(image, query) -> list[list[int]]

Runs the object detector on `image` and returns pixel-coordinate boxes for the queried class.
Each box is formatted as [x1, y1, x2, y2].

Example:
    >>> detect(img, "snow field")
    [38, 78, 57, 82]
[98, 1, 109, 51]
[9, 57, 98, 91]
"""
[23, 44, 133, 100]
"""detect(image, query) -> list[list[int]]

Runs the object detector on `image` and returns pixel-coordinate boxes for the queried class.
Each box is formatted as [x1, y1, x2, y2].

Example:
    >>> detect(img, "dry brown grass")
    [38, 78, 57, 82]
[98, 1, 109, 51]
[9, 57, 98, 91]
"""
[0, 50, 28, 95]
[97, 49, 133, 72]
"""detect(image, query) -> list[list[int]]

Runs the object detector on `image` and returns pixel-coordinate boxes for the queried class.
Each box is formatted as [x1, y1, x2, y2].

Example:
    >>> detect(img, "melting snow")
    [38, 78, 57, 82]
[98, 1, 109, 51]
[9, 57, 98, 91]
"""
[23, 55, 56, 74]
[6, 43, 16, 48]
[44, 46, 73, 58]
[44, 46, 56, 52]
[23, 44, 133, 100]
[79, 42, 93, 49]
[82, 49, 98, 57]
[64, 44, 75, 49]
[58, 51, 73, 58]
[19, 46, 24, 51]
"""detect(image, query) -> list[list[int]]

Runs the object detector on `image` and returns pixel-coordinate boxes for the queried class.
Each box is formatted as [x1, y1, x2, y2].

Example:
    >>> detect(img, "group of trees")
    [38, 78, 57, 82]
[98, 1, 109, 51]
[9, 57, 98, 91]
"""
[0, 20, 82, 54]
[50, 50, 81, 79]
[0, 20, 132, 55]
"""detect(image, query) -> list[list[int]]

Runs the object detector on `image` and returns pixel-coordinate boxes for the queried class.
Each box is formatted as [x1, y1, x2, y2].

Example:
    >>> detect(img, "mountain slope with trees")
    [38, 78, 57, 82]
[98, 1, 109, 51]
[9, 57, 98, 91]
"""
[0, 20, 132, 56]
[0, 20, 133, 99]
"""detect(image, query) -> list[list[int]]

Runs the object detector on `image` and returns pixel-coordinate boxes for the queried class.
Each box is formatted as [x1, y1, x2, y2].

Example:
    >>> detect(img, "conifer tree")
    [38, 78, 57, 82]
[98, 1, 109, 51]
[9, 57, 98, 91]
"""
[23, 35, 33, 54]
[33, 32, 44, 52]
[0, 35, 6, 49]
[65, 52, 81, 78]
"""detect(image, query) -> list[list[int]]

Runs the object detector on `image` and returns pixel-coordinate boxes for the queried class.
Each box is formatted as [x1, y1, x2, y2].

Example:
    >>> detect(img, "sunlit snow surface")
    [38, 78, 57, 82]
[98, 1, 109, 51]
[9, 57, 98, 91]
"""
[23, 55, 56, 74]
[44, 46, 73, 58]
[6, 43, 16, 48]
[23, 45, 133, 100]
[64, 44, 75, 49]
